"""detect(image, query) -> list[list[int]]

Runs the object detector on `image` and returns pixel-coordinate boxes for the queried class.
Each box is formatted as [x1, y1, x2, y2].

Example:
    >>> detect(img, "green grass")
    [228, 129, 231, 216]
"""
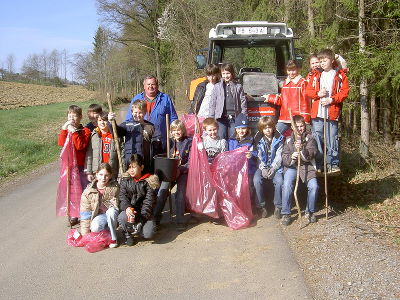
[0, 100, 96, 179]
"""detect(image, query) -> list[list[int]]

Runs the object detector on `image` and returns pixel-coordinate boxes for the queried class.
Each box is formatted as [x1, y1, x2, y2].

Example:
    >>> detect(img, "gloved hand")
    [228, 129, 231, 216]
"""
[108, 112, 116, 121]
[62, 120, 73, 130]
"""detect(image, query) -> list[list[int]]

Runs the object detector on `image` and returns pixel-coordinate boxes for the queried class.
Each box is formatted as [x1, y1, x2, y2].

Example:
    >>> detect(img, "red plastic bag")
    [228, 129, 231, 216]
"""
[66, 229, 112, 253]
[211, 147, 253, 230]
[186, 133, 220, 218]
[56, 133, 82, 218]
[181, 114, 205, 137]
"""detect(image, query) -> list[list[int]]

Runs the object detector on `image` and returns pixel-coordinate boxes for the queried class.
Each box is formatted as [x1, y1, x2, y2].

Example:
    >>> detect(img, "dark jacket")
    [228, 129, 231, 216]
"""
[119, 174, 160, 222]
[117, 119, 163, 172]
[282, 131, 317, 182]
[169, 136, 192, 173]
[188, 80, 208, 114]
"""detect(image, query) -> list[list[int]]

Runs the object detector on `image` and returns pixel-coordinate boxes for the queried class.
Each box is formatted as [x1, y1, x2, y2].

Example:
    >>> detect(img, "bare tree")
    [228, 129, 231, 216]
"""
[6, 54, 16, 73]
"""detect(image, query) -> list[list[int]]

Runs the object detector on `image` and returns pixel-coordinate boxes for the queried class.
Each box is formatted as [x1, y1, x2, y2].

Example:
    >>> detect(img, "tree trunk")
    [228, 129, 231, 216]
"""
[353, 107, 358, 133]
[359, 0, 369, 158]
[306, 0, 315, 39]
[370, 93, 377, 133]
[383, 98, 392, 143]
[284, 0, 290, 23]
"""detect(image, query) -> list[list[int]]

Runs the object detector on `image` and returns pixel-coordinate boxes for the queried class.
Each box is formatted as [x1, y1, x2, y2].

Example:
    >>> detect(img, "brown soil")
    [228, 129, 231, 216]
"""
[0, 81, 96, 109]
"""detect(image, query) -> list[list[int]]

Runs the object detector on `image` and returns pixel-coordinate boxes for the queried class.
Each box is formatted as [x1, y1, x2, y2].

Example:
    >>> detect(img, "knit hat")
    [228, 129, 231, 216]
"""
[234, 113, 249, 128]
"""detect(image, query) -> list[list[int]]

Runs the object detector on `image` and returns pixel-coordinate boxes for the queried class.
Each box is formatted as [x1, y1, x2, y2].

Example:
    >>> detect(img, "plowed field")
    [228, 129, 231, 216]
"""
[0, 81, 96, 109]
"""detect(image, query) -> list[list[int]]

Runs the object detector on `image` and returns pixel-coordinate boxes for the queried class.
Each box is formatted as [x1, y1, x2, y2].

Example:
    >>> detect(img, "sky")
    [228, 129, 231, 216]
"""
[0, 0, 100, 75]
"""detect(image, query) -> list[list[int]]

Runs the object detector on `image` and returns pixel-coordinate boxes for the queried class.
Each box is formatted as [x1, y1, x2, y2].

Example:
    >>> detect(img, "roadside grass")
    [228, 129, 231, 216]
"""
[0, 100, 95, 179]
[330, 135, 400, 244]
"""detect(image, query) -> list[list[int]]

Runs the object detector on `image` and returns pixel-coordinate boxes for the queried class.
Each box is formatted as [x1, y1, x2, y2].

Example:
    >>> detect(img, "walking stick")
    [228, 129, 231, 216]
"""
[323, 107, 329, 220]
[107, 93, 124, 178]
[288, 108, 302, 224]
[166, 114, 173, 222]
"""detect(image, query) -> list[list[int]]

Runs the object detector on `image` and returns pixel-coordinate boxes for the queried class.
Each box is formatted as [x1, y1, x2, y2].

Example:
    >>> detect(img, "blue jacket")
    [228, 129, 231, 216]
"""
[169, 136, 192, 173]
[228, 135, 257, 174]
[255, 132, 284, 172]
[117, 120, 163, 173]
[126, 92, 178, 150]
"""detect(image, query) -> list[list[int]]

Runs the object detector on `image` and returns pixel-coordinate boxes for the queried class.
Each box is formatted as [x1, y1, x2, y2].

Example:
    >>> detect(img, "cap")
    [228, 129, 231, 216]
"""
[234, 113, 249, 128]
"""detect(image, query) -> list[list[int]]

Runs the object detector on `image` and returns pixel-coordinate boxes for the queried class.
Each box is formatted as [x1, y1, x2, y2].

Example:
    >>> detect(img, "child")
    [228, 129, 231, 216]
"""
[80, 163, 119, 248]
[281, 115, 319, 225]
[58, 105, 91, 225]
[109, 100, 163, 173]
[305, 54, 321, 88]
[85, 103, 103, 132]
[118, 154, 160, 246]
[154, 120, 192, 231]
[253, 117, 284, 219]
[189, 64, 221, 117]
[208, 63, 247, 140]
[263, 60, 311, 135]
[202, 117, 227, 162]
[306, 49, 349, 173]
[85, 112, 119, 181]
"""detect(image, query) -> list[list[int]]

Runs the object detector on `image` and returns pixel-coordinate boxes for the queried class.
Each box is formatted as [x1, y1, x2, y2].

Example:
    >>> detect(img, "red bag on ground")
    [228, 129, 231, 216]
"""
[211, 147, 253, 230]
[56, 133, 82, 218]
[186, 133, 220, 218]
[181, 114, 205, 137]
[67, 229, 112, 253]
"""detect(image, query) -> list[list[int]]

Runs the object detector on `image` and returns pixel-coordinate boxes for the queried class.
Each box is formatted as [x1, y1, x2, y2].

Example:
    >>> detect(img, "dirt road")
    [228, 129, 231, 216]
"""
[0, 165, 311, 299]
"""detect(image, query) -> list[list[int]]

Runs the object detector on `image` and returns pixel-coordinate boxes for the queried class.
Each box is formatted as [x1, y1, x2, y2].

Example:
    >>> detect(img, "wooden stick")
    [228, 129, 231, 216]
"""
[288, 108, 302, 224]
[166, 114, 170, 158]
[323, 107, 329, 220]
[107, 93, 124, 177]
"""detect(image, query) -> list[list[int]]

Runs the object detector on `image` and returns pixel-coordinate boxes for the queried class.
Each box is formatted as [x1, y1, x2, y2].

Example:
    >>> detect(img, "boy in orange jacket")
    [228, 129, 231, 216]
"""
[306, 49, 349, 173]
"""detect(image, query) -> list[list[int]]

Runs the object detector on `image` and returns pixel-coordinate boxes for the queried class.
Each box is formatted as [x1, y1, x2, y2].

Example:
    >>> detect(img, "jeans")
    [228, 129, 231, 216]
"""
[217, 117, 236, 140]
[90, 207, 119, 241]
[154, 173, 188, 224]
[312, 117, 339, 168]
[281, 167, 319, 215]
[253, 168, 283, 209]
[276, 122, 291, 135]
[118, 211, 155, 239]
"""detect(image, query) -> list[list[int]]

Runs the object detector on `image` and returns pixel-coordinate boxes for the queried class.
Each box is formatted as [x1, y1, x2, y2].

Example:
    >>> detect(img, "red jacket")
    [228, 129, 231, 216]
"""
[58, 125, 91, 167]
[266, 75, 311, 123]
[305, 69, 349, 121]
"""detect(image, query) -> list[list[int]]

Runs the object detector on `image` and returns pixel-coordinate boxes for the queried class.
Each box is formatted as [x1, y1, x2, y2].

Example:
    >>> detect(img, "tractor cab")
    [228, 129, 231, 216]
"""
[193, 21, 302, 129]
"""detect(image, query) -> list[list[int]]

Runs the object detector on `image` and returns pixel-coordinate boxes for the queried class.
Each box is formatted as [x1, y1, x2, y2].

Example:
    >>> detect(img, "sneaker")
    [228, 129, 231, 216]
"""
[125, 234, 135, 246]
[261, 207, 268, 218]
[176, 223, 187, 231]
[309, 213, 317, 223]
[212, 218, 224, 225]
[132, 223, 143, 235]
[304, 211, 310, 220]
[330, 165, 341, 173]
[109, 240, 118, 248]
[274, 207, 281, 219]
[68, 217, 80, 227]
[281, 215, 291, 226]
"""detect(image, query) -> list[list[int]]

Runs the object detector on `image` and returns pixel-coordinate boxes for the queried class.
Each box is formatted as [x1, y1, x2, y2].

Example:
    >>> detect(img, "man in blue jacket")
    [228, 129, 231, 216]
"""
[126, 75, 178, 150]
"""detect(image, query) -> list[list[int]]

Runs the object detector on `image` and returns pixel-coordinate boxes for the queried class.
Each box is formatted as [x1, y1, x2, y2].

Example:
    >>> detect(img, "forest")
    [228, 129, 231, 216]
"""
[2, 0, 400, 158]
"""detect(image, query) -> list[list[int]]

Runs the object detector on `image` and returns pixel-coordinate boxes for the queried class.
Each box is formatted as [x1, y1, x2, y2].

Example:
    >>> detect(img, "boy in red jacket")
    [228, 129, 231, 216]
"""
[58, 105, 91, 225]
[263, 60, 311, 135]
[306, 49, 349, 173]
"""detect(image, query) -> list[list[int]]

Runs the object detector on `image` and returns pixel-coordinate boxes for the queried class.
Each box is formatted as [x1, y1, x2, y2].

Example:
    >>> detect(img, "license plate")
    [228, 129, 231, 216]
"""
[236, 27, 268, 35]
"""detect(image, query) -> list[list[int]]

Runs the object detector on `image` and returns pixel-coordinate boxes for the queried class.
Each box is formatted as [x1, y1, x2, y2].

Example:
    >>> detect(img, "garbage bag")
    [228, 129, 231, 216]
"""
[56, 132, 82, 218]
[66, 229, 112, 253]
[211, 147, 253, 230]
[181, 114, 205, 137]
[186, 133, 220, 218]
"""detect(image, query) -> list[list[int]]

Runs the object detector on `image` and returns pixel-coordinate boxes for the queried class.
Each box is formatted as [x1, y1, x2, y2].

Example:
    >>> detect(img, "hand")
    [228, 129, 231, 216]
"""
[291, 151, 299, 160]
[108, 112, 116, 121]
[317, 88, 328, 98]
[245, 151, 252, 159]
[62, 120, 73, 130]
[266, 168, 275, 179]
[262, 94, 270, 102]
[87, 174, 94, 182]
[320, 98, 333, 106]
[67, 125, 76, 133]
[110, 197, 118, 208]
[126, 207, 136, 217]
